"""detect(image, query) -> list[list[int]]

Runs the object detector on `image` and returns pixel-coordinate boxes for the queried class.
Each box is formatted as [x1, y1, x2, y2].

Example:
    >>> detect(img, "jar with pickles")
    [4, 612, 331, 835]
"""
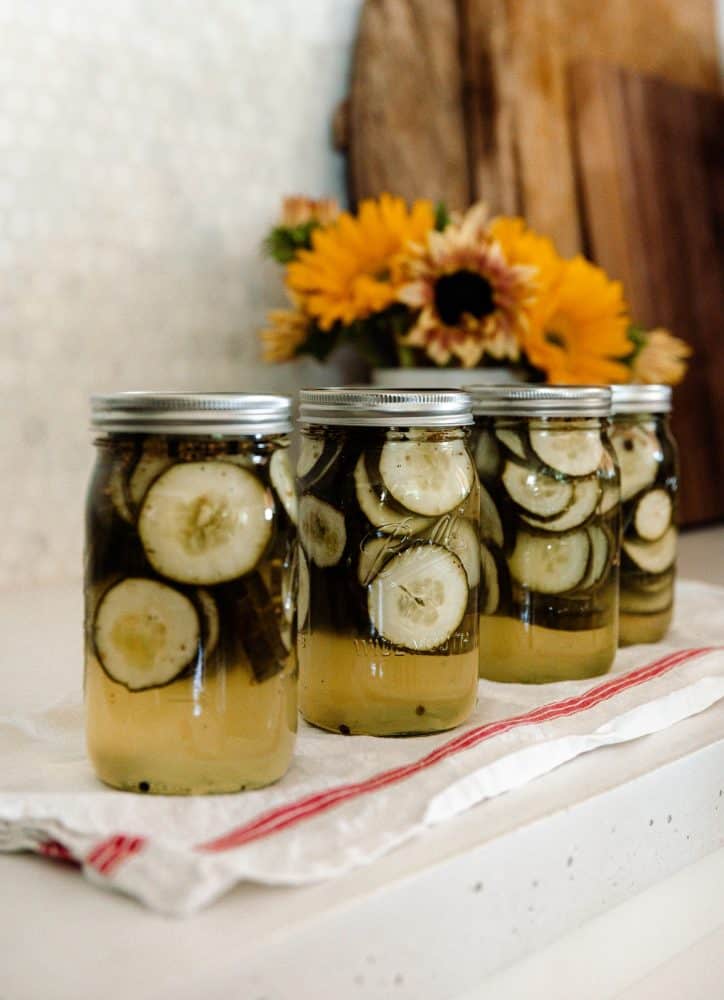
[296, 388, 480, 736]
[469, 386, 620, 683]
[85, 393, 298, 794]
[611, 385, 678, 645]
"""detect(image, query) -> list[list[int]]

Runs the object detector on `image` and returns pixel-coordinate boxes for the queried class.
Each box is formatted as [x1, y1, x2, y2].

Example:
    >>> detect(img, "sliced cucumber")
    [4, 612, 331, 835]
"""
[634, 488, 672, 541]
[354, 454, 431, 535]
[474, 429, 501, 479]
[579, 524, 610, 590]
[530, 428, 603, 477]
[195, 588, 219, 660]
[270, 448, 298, 525]
[479, 542, 500, 615]
[623, 526, 677, 574]
[296, 436, 324, 478]
[502, 461, 573, 518]
[611, 425, 661, 501]
[229, 574, 288, 682]
[138, 462, 272, 585]
[298, 494, 346, 567]
[128, 442, 173, 509]
[479, 481, 504, 547]
[357, 535, 404, 586]
[368, 544, 469, 651]
[297, 546, 310, 627]
[429, 516, 480, 589]
[600, 483, 621, 515]
[108, 460, 134, 525]
[619, 584, 673, 615]
[522, 477, 600, 533]
[508, 529, 590, 594]
[94, 577, 200, 690]
[495, 428, 527, 460]
[378, 439, 475, 516]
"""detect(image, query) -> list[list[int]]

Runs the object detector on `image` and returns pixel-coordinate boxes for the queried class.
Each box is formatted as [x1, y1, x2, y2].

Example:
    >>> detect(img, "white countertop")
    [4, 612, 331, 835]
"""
[1, 524, 723, 1000]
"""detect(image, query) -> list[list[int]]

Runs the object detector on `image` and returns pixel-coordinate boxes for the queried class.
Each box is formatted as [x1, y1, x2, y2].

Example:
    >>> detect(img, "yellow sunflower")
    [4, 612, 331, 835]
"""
[260, 308, 310, 362]
[631, 328, 690, 385]
[397, 203, 537, 368]
[524, 256, 632, 384]
[489, 216, 562, 297]
[286, 194, 435, 330]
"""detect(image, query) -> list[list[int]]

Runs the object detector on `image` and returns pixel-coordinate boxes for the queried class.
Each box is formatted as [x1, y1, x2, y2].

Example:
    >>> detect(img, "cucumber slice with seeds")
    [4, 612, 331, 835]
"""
[298, 494, 346, 567]
[530, 428, 603, 477]
[502, 461, 573, 518]
[270, 448, 298, 525]
[138, 462, 272, 585]
[509, 529, 590, 594]
[611, 425, 661, 501]
[623, 526, 677, 574]
[94, 577, 200, 691]
[634, 489, 672, 541]
[368, 544, 469, 651]
[496, 428, 527, 460]
[379, 440, 475, 516]
[429, 516, 480, 589]
[479, 542, 500, 615]
[479, 481, 504, 547]
[522, 477, 600, 533]
[354, 454, 431, 535]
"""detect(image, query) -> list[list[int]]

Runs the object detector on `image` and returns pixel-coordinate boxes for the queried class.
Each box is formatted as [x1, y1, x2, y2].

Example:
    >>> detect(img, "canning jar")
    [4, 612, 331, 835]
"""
[469, 385, 620, 683]
[611, 385, 678, 645]
[296, 388, 479, 736]
[85, 393, 298, 794]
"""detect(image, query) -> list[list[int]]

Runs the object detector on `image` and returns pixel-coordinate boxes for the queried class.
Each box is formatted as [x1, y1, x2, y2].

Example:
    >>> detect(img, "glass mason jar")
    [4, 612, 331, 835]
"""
[85, 393, 298, 794]
[469, 386, 620, 683]
[296, 388, 480, 736]
[611, 385, 678, 646]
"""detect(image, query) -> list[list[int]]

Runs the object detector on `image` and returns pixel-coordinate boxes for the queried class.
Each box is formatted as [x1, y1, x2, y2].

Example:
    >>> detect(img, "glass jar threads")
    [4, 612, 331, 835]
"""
[469, 385, 620, 683]
[85, 393, 298, 794]
[296, 388, 480, 736]
[611, 385, 678, 646]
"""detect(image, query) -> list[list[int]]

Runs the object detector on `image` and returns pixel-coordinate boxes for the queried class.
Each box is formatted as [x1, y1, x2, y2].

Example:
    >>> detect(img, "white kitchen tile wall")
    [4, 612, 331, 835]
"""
[0, 0, 363, 586]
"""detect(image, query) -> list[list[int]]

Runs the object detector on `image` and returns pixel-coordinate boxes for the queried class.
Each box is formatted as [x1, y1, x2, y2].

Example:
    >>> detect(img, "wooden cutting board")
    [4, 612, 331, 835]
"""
[570, 63, 724, 526]
[344, 0, 720, 256]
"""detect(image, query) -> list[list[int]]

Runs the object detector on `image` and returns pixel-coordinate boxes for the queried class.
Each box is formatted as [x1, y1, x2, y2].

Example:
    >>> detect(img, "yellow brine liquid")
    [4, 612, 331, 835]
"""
[85, 654, 297, 795]
[619, 605, 673, 647]
[298, 631, 477, 736]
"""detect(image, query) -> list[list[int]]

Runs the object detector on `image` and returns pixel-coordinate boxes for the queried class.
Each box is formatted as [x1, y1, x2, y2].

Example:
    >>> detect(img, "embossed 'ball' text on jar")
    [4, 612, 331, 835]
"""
[469, 385, 620, 683]
[296, 388, 480, 736]
[611, 384, 678, 646]
[85, 393, 298, 794]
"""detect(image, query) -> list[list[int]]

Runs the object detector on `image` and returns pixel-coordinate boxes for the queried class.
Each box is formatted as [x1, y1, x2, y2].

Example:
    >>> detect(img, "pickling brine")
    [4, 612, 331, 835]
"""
[296, 388, 479, 736]
[469, 385, 620, 683]
[85, 393, 298, 794]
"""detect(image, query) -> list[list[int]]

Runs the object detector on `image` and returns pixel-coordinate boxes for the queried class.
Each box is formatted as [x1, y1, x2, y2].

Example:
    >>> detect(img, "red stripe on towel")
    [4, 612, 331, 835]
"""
[86, 834, 145, 875]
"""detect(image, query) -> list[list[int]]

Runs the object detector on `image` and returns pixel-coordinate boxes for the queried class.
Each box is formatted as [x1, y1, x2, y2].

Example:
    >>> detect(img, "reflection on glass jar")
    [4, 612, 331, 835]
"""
[611, 385, 678, 646]
[469, 385, 620, 683]
[296, 388, 479, 736]
[84, 393, 298, 794]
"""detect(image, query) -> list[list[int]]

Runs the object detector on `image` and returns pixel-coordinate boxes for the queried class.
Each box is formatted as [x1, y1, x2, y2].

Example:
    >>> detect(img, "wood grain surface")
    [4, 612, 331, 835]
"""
[571, 64, 724, 526]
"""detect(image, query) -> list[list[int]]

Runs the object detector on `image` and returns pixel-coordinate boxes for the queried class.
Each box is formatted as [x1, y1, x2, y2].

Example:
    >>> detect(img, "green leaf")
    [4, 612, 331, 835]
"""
[263, 223, 319, 263]
[434, 201, 451, 231]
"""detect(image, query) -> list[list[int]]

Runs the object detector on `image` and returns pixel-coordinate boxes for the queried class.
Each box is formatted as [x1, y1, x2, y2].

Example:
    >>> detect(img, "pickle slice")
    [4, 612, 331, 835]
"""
[633, 488, 672, 541]
[128, 441, 173, 509]
[368, 544, 469, 651]
[297, 546, 310, 627]
[354, 454, 431, 535]
[138, 461, 273, 585]
[378, 439, 475, 516]
[623, 526, 677, 574]
[357, 535, 405, 586]
[108, 459, 135, 525]
[429, 516, 480, 589]
[620, 584, 673, 615]
[479, 481, 504, 548]
[299, 494, 346, 567]
[479, 542, 500, 615]
[220, 575, 288, 682]
[495, 428, 527, 460]
[296, 437, 324, 478]
[508, 529, 590, 594]
[195, 588, 220, 660]
[579, 524, 610, 590]
[94, 577, 200, 691]
[522, 477, 600, 533]
[611, 425, 661, 502]
[502, 461, 573, 518]
[474, 429, 501, 479]
[270, 448, 298, 525]
[530, 428, 603, 477]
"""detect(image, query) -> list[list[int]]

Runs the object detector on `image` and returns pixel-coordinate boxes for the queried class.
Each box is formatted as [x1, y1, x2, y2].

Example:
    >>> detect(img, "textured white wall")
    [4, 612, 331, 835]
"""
[0, 0, 363, 586]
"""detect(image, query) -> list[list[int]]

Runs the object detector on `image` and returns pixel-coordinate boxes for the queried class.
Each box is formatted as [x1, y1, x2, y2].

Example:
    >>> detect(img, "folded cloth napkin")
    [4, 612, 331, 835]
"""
[1, 580, 723, 916]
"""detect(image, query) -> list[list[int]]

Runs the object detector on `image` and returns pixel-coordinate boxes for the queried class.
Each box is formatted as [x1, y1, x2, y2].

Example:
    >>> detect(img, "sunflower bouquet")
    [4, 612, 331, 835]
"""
[260, 194, 690, 385]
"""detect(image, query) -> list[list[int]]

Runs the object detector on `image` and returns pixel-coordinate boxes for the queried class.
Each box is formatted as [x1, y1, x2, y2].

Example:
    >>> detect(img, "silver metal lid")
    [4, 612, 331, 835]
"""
[91, 392, 293, 435]
[298, 387, 473, 427]
[611, 384, 672, 414]
[468, 384, 611, 417]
